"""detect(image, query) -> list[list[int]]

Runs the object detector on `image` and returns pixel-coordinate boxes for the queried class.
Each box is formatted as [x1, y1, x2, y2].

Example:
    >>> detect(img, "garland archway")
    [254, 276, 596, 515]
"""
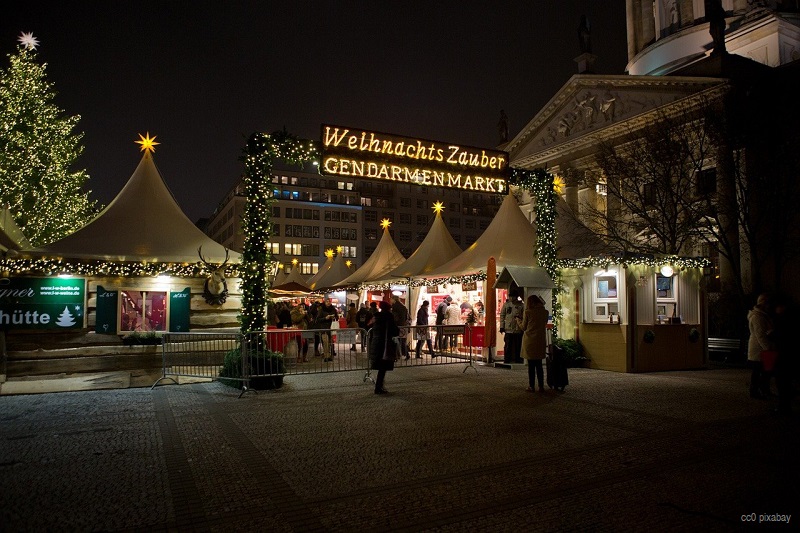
[240, 130, 318, 333]
[509, 167, 561, 337]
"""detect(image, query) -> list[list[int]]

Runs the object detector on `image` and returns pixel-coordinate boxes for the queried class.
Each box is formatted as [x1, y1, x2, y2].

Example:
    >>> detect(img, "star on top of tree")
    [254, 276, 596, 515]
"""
[18, 32, 39, 50]
[135, 132, 159, 153]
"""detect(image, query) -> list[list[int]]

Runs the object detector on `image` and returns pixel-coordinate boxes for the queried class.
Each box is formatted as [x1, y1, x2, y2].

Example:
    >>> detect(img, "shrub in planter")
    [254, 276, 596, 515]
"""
[122, 331, 163, 346]
[219, 346, 286, 390]
[552, 337, 589, 368]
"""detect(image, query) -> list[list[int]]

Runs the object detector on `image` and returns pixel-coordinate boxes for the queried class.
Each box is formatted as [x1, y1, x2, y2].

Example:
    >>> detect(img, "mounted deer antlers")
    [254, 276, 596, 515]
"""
[198, 246, 230, 305]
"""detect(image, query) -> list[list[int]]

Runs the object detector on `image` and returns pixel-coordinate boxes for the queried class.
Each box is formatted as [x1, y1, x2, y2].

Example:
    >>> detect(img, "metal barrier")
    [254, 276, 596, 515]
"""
[361, 324, 477, 383]
[154, 324, 478, 394]
[152, 332, 242, 389]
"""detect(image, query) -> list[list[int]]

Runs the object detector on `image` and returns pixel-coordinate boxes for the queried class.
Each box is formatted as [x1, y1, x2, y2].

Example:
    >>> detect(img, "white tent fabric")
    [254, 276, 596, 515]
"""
[336, 226, 405, 286]
[271, 268, 288, 287]
[381, 210, 463, 280]
[30, 151, 238, 264]
[306, 255, 334, 288]
[272, 266, 310, 291]
[422, 194, 537, 278]
[310, 254, 351, 291]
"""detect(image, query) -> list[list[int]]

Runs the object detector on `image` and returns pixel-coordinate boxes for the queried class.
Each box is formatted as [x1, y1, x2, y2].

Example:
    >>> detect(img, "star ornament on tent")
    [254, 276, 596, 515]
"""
[380, 218, 392, 230]
[18, 32, 39, 50]
[135, 132, 160, 153]
[432, 201, 445, 214]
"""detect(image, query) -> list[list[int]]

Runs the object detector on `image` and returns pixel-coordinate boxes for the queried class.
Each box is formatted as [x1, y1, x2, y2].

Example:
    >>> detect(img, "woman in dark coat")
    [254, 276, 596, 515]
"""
[369, 301, 399, 394]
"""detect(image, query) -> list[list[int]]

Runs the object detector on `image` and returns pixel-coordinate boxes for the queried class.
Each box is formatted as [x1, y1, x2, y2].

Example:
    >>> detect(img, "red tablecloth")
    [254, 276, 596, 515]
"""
[265, 327, 302, 351]
[464, 328, 484, 348]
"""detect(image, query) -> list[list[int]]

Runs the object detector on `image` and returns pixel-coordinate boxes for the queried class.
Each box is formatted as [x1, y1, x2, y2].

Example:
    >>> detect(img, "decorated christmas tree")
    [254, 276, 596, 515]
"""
[0, 32, 97, 246]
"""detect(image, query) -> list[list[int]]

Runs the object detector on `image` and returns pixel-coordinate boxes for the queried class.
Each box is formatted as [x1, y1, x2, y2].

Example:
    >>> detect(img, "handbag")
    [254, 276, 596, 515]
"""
[760, 350, 778, 372]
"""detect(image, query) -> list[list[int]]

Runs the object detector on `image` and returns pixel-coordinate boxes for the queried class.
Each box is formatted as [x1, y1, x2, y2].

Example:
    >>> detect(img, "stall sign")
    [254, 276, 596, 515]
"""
[0, 277, 85, 330]
[461, 281, 477, 291]
[321, 124, 508, 193]
[428, 285, 440, 294]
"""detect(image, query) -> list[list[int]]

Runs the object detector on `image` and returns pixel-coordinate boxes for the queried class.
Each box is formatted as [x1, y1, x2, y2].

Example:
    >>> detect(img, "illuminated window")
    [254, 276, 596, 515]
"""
[119, 290, 167, 333]
[656, 273, 678, 321]
[267, 242, 280, 254]
[592, 269, 619, 321]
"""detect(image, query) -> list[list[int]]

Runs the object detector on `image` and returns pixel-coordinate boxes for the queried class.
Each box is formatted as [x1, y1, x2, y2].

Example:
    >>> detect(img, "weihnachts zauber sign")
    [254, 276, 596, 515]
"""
[0, 277, 86, 330]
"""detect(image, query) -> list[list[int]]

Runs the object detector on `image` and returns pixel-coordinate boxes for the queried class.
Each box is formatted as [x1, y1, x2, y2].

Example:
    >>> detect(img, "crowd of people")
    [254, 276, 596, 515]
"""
[269, 293, 489, 394]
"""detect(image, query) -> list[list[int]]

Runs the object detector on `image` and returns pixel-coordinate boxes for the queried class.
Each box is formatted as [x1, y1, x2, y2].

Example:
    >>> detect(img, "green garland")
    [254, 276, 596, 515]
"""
[509, 168, 562, 337]
[241, 130, 318, 333]
[0, 258, 239, 278]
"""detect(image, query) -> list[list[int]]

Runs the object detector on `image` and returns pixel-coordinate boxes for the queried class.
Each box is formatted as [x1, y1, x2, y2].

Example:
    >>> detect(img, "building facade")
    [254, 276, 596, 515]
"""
[204, 169, 503, 276]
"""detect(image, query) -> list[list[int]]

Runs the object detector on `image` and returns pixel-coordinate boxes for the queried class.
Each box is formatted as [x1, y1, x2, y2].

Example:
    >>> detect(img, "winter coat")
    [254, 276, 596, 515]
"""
[747, 307, 774, 362]
[369, 310, 399, 371]
[444, 303, 461, 325]
[500, 299, 524, 333]
[519, 303, 549, 360]
[346, 307, 358, 328]
[290, 305, 308, 329]
[435, 300, 449, 325]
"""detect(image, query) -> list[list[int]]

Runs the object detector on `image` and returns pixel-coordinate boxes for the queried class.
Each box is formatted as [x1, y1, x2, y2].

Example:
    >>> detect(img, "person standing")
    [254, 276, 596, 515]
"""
[414, 300, 435, 358]
[444, 297, 462, 350]
[435, 296, 451, 352]
[355, 302, 372, 352]
[500, 289, 525, 363]
[518, 295, 549, 392]
[290, 302, 309, 362]
[747, 293, 775, 399]
[369, 301, 399, 394]
[391, 295, 410, 359]
[317, 298, 339, 362]
[346, 302, 358, 352]
[771, 297, 795, 415]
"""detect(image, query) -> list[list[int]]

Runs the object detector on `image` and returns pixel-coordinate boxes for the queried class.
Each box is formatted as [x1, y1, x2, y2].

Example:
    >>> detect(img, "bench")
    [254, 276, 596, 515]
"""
[708, 337, 745, 364]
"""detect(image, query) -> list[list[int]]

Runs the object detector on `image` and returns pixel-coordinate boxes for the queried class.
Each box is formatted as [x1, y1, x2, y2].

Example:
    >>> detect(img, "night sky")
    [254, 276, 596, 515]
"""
[2, 1, 628, 222]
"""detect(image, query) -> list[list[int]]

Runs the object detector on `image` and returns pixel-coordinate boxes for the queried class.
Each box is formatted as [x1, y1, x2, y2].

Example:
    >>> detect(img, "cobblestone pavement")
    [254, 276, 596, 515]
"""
[1, 365, 797, 532]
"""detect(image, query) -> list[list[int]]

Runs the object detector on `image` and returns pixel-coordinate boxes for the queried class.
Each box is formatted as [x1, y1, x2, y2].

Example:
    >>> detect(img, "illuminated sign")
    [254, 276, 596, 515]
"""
[320, 125, 508, 193]
[0, 277, 85, 330]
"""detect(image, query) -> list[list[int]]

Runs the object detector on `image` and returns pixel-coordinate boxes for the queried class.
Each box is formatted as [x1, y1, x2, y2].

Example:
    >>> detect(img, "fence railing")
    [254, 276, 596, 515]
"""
[153, 324, 478, 394]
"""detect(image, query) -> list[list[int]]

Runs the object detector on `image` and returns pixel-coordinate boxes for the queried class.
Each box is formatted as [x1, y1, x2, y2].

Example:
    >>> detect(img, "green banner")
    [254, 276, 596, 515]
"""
[169, 288, 191, 332]
[95, 286, 118, 334]
[0, 277, 86, 330]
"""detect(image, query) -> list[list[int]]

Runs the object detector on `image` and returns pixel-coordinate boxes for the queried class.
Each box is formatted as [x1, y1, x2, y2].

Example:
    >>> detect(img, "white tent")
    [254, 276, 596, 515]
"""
[271, 265, 311, 292]
[30, 151, 237, 264]
[310, 254, 352, 291]
[381, 209, 462, 279]
[336, 225, 405, 287]
[423, 194, 536, 278]
[306, 254, 334, 289]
